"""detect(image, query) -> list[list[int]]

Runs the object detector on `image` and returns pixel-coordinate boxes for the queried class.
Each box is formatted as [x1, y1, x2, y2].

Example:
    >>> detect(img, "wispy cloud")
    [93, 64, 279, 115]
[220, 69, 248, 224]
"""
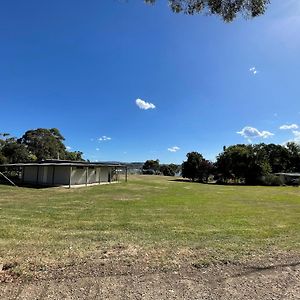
[66, 146, 72, 150]
[268, 9, 300, 50]
[98, 135, 111, 141]
[167, 146, 180, 152]
[279, 124, 299, 130]
[292, 130, 300, 143]
[96, 148, 100, 151]
[249, 67, 258, 75]
[237, 126, 274, 142]
[283, 130, 300, 145]
[136, 98, 156, 110]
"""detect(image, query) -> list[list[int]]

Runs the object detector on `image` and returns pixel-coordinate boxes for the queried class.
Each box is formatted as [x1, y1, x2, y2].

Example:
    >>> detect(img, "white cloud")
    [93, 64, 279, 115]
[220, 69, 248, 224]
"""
[66, 146, 72, 150]
[237, 126, 274, 142]
[249, 67, 258, 75]
[293, 130, 300, 136]
[96, 148, 100, 151]
[292, 130, 300, 143]
[283, 130, 300, 145]
[279, 124, 299, 130]
[98, 135, 111, 141]
[136, 98, 156, 110]
[167, 146, 180, 152]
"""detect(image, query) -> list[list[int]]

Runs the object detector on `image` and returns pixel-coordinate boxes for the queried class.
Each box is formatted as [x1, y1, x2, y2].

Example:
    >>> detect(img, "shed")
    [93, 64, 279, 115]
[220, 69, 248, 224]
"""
[0, 160, 127, 188]
[274, 173, 300, 185]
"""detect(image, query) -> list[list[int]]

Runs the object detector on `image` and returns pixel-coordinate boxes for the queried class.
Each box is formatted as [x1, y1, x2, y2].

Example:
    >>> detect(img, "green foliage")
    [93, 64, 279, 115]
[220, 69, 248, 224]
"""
[159, 164, 180, 176]
[19, 128, 66, 161]
[1, 141, 34, 163]
[0, 153, 8, 164]
[159, 164, 175, 176]
[215, 143, 300, 185]
[259, 174, 283, 186]
[216, 144, 271, 184]
[143, 161, 180, 176]
[145, 0, 270, 22]
[0, 135, 34, 164]
[286, 142, 300, 172]
[168, 163, 180, 173]
[262, 143, 290, 173]
[65, 151, 84, 161]
[182, 151, 203, 181]
[0, 136, 6, 164]
[143, 159, 160, 173]
[182, 151, 214, 182]
[0, 128, 84, 164]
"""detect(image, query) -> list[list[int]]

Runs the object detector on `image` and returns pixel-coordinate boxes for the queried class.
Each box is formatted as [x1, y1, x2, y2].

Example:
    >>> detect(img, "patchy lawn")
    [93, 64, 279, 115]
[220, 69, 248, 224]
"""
[0, 175, 299, 279]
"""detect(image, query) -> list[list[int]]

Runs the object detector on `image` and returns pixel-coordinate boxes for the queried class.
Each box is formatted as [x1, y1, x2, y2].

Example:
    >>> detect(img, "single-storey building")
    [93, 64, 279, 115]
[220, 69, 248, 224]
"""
[274, 173, 300, 185]
[0, 160, 127, 188]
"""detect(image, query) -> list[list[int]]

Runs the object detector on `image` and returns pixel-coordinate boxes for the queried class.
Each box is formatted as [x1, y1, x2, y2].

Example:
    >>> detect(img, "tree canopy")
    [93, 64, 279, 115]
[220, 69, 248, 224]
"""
[182, 151, 214, 182]
[160, 164, 175, 176]
[143, 159, 160, 172]
[215, 143, 300, 185]
[142, 160, 179, 176]
[19, 128, 66, 161]
[145, 0, 270, 22]
[0, 128, 83, 164]
[215, 144, 271, 184]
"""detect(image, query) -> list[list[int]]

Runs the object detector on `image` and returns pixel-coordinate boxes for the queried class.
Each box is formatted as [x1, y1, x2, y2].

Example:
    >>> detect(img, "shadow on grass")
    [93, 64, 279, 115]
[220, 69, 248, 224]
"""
[168, 179, 297, 187]
[168, 178, 216, 184]
[229, 260, 300, 279]
[0, 180, 55, 189]
[168, 178, 193, 183]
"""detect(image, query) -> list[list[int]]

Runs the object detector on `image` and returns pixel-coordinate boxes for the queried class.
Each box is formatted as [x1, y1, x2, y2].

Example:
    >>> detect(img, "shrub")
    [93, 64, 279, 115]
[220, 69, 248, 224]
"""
[260, 175, 283, 186]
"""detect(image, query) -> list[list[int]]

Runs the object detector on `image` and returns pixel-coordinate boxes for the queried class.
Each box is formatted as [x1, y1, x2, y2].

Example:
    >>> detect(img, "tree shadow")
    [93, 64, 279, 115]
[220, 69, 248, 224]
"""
[168, 178, 197, 183]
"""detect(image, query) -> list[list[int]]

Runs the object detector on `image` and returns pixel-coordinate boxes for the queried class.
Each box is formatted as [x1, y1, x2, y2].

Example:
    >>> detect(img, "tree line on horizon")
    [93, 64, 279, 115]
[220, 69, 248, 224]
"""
[0, 128, 83, 164]
[144, 142, 300, 186]
[2, 127, 300, 186]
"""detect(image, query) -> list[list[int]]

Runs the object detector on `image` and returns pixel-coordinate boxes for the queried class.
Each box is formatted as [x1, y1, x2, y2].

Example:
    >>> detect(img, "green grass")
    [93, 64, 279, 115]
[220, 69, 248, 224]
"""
[0, 175, 300, 273]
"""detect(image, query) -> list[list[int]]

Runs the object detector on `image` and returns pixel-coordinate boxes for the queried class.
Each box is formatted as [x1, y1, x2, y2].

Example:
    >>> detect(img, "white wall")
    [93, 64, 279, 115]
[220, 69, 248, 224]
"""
[71, 167, 99, 184]
[71, 167, 86, 185]
[88, 167, 97, 184]
[22, 165, 117, 186]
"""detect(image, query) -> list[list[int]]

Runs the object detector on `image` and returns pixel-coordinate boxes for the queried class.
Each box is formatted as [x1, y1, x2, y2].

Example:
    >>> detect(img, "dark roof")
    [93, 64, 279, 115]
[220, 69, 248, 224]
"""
[275, 173, 300, 177]
[0, 160, 124, 168]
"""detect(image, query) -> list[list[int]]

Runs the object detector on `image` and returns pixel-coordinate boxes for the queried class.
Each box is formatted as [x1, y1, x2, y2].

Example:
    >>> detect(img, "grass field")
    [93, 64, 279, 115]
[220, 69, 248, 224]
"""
[0, 175, 300, 276]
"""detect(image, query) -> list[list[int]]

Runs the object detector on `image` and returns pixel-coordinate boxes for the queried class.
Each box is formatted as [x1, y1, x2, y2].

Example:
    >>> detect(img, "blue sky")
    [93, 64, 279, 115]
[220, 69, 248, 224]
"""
[1, 0, 300, 163]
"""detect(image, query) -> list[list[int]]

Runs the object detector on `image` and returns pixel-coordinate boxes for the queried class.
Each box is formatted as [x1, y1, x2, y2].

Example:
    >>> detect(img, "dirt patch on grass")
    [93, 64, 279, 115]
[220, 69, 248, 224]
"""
[1, 251, 300, 299]
[0, 262, 20, 283]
